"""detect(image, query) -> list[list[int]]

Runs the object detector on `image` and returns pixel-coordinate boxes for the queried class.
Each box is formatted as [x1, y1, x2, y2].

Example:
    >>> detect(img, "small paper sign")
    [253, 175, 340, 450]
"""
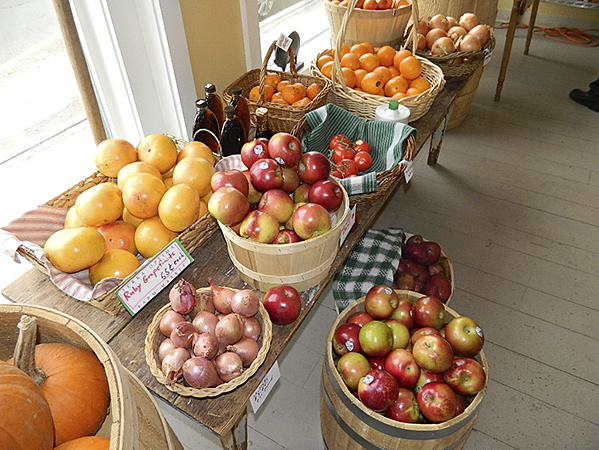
[250, 361, 280, 413]
[484, 51, 493, 66]
[276, 33, 292, 52]
[401, 160, 414, 183]
[116, 239, 193, 316]
[339, 205, 356, 246]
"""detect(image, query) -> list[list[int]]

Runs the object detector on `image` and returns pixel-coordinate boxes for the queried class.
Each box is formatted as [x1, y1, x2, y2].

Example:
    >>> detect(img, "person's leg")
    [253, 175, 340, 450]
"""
[569, 77, 599, 113]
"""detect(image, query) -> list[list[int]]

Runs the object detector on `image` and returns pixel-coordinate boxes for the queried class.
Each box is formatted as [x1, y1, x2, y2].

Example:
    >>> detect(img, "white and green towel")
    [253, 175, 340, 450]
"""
[300, 104, 416, 196]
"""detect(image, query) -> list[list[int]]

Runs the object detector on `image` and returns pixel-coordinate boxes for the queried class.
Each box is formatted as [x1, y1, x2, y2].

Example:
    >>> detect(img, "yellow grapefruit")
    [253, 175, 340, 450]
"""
[89, 249, 141, 285]
[122, 173, 166, 219]
[158, 184, 201, 232]
[137, 134, 178, 174]
[44, 227, 106, 273]
[134, 216, 178, 258]
[74, 182, 124, 227]
[94, 138, 138, 177]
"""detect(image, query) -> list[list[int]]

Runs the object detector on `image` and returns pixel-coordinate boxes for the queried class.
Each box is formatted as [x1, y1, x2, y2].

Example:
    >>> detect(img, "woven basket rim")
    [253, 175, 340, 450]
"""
[144, 287, 273, 398]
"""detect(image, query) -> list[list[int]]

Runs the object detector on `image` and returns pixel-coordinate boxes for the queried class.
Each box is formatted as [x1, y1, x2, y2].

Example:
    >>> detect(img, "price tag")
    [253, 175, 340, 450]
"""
[339, 204, 356, 246]
[401, 160, 414, 183]
[484, 51, 493, 66]
[116, 239, 193, 316]
[250, 361, 280, 414]
[276, 33, 292, 52]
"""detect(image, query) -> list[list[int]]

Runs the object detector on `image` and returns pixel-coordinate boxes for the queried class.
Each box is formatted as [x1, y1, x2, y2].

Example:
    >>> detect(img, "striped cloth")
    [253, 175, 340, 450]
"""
[300, 104, 416, 195]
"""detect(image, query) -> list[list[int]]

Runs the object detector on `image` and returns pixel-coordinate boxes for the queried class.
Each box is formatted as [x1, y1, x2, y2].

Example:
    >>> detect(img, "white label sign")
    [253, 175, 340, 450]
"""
[339, 205, 357, 246]
[116, 239, 193, 316]
[276, 33, 292, 52]
[401, 160, 414, 184]
[250, 361, 281, 414]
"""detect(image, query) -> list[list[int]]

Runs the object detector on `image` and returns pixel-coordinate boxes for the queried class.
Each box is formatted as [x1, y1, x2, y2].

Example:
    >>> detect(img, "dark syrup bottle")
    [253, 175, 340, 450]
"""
[220, 105, 246, 157]
[204, 83, 225, 131]
[229, 86, 250, 142]
[191, 99, 220, 152]
[254, 107, 274, 140]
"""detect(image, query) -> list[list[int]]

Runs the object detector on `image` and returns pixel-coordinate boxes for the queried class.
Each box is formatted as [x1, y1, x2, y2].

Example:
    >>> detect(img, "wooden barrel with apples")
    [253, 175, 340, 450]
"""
[321, 290, 488, 450]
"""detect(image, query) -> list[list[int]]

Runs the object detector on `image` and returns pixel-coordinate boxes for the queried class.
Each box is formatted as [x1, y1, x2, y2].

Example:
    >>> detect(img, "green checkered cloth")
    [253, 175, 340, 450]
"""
[333, 227, 404, 312]
[300, 104, 416, 196]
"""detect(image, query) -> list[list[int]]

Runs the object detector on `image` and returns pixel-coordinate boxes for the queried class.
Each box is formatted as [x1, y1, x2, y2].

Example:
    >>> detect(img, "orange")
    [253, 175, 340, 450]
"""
[354, 68, 368, 89]
[360, 42, 375, 54]
[317, 54, 334, 70]
[178, 141, 215, 165]
[94, 138, 138, 177]
[384, 75, 409, 97]
[373, 66, 393, 86]
[292, 97, 312, 107]
[44, 227, 106, 273]
[387, 65, 400, 78]
[361, 72, 384, 95]
[306, 83, 323, 100]
[392, 92, 408, 99]
[331, 43, 350, 59]
[281, 83, 306, 104]
[399, 56, 422, 80]
[172, 156, 214, 198]
[137, 134, 178, 174]
[89, 249, 141, 286]
[249, 86, 260, 101]
[341, 52, 361, 70]
[122, 172, 166, 219]
[376, 45, 396, 67]
[341, 67, 357, 88]
[276, 80, 291, 93]
[409, 76, 431, 93]
[158, 183, 201, 232]
[393, 49, 414, 71]
[264, 73, 282, 88]
[250, 84, 275, 102]
[117, 161, 162, 190]
[349, 43, 369, 57]
[359, 52, 380, 72]
[271, 92, 289, 105]
[363, 0, 378, 9]
[406, 87, 423, 97]
[75, 182, 124, 227]
[134, 216, 178, 258]
[320, 60, 335, 79]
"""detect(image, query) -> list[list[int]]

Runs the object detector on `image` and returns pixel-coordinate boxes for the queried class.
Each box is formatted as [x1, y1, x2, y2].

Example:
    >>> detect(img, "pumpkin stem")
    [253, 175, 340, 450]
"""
[13, 315, 47, 385]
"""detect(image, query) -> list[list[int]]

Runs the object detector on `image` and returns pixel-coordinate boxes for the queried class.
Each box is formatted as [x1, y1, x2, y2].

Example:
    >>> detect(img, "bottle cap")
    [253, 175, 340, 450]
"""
[196, 99, 208, 109]
[389, 100, 399, 110]
[224, 105, 236, 117]
[205, 83, 216, 93]
[231, 86, 242, 96]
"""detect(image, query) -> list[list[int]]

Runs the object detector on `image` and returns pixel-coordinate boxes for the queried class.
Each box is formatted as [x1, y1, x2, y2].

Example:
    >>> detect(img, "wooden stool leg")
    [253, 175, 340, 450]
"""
[219, 408, 248, 450]
[524, 0, 540, 55]
[495, 0, 524, 102]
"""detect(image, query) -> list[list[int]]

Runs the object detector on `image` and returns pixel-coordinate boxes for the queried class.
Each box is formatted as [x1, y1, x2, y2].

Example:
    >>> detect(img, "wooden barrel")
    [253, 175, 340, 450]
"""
[416, 0, 499, 26]
[0, 304, 183, 450]
[446, 64, 485, 130]
[321, 291, 488, 449]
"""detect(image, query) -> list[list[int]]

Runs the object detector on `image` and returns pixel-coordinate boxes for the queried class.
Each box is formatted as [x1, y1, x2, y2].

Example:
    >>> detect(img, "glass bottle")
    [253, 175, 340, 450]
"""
[204, 83, 225, 131]
[254, 107, 274, 140]
[220, 105, 245, 157]
[191, 99, 220, 152]
[229, 86, 250, 142]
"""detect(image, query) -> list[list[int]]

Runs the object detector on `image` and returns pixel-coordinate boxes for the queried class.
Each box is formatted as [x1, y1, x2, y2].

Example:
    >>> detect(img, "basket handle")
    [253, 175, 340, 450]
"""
[191, 128, 223, 159]
[258, 40, 297, 102]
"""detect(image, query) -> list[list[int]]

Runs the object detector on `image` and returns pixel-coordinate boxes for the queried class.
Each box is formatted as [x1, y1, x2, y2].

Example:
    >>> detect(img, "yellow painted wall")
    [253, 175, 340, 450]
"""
[498, 0, 599, 22]
[179, 0, 248, 99]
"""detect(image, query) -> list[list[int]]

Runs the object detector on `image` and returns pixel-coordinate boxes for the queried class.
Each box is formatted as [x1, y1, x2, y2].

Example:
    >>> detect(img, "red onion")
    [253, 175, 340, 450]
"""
[197, 291, 215, 314]
[227, 338, 260, 367]
[192, 311, 219, 335]
[169, 279, 197, 314]
[170, 321, 198, 348]
[158, 338, 177, 361]
[242, 316, 262, 341]
[214, 352, 243, 382]
[230, 289, 260, 318]
[208, 278, 235, 314]
[161, 347, 191, 384]
[193, 332, 219, 359]
[159, 310, 186, 337]
[215, 313, 244, 347]
[182, 357, 221, 388]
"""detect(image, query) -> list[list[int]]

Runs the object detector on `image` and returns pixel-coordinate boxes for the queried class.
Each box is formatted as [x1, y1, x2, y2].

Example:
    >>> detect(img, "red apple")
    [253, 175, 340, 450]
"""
[258, 189, 294, 224]
[346, 311, 374, 327]
[364, 285, 399, 320]
[412, 334, 454, 373]
[421, 241, 441, 264]
[240, 137, 270, 169]
[383, 348, 421, 388]
[297, 151, 331, 184]
[394, 272, 416, 290]
[273, 229, 302, 244]
[427, 273, 452, 303]
[210, 169, 249, 196]
[368, 357, 385, 371]
[281, 166, 301, 193]
[332, 323, 362, 355]
[292, 203, 331, 240]
[389, 298, 415, 330]
[384, 319, 410, 350]
[207, 186, 250, 226]
[293, 182, 312, 204]
[241, 170, 263, 204]
[403, 242, 430, 265]
[414, 369, 444, 393]
[357, 370, 399, 412]
[421, 284, 441, 298]
[405, 234, 424, 246]
[454, 393, 470, 417]
[337, 352, 372, 392]
[268, 132, 302, 168]
[410, 326, 441, 346]
[416, 381, 457, 423]
[239, 210, 279, 243]
[262, 285, 301, 325]
[308, 179, 344, 212]
[249, 158, 284, 192]
[444, 316, 484, 357]
[386, 388, 423, 423]
[411, 296, 446, 329]
[443, 357, 486, 395]
[405, 260, 429, 283]
[427, 262, 445, 277]
[358, 320, 393, 358]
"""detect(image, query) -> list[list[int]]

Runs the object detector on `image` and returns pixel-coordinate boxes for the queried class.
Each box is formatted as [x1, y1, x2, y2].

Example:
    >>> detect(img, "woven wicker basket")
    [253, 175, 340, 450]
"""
[291, 117, 416, 206]
[14, 136, 220, 315]
[144, 287, 272, 398]
[222, 41, 331, 134]
[311, 0, 445, 121]
[415, 30, 496, 79]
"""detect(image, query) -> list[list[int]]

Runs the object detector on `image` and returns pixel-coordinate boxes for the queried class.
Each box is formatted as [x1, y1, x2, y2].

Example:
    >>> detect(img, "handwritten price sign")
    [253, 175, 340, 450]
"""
[250, 361, 280, 414]
[116, 239, 193, 315]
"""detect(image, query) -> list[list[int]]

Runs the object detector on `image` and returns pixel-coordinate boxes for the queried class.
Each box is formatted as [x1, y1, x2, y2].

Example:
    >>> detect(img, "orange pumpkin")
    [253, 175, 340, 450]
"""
[54, 435, 110, 450]
[0, 362, 54, 449]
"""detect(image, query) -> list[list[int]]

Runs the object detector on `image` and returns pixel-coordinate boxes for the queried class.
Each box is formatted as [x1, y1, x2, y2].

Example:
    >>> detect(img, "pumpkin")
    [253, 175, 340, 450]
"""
[54, 435, 110, 450]
[0, 361, 54, 450]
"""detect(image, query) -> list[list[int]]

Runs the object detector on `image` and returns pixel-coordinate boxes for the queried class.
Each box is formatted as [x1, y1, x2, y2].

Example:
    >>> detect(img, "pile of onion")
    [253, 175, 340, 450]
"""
[157, 278, 263, 389]
[414, 12, 491, 62]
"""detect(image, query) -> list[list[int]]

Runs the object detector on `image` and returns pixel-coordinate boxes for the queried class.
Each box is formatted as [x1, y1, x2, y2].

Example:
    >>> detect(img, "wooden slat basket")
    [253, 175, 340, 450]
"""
[321, 290, 488, 449]
[222, 40, 331, 134]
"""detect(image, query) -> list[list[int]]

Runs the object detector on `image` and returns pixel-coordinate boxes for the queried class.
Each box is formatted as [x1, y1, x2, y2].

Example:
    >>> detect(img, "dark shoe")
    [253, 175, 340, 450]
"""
[569, 88, 599, 112]
[589, 77, 599, 91]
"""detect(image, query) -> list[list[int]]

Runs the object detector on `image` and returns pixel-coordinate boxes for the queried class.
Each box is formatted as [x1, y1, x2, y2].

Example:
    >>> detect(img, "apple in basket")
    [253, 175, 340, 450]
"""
[291, 203, 331, 240]
[207, 186, 250, 226]
[268, 132, 302, 168]
[239, 210, 279, 244]
[444, 316, 485, 357]
[258, 189, 295, 224]
[210, 169, 249, 197]
[386, 388, 423, 424]
[281, 166, 301, 193]
[297, 151, 331, 184]
[443, 357, 487, 396]
[249, 158, 284, 192]
[308, 179, 343, 212]
[357, 369, 399, 413]
[241, 137, 270, 169]
[383, 348, 421, 389]
[411, 334, 454, 374]
[337, 352, 372, 392]
[416, 381, 458, 423]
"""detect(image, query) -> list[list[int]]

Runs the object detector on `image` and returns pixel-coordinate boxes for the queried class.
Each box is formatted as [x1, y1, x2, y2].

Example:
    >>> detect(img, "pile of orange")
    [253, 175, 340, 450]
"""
[316, 42, 431, 98]
[248, 74, 323, 107]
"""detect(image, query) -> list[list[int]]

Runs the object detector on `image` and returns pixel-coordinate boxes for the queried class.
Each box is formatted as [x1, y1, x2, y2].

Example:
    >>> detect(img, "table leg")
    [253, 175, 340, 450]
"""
[524, 0, 540, 55]
[495, 0, 524, 102]
[219, 408, 248, 450]
[427, 114, 448, 166]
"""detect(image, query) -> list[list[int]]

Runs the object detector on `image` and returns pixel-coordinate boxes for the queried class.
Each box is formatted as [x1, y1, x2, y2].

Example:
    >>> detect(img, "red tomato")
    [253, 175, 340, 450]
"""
[353, 139, 371, 154]
[330, 165, 344, 178]
[337, 158, 359, 178]
[329, 134, 352, 150]
[354, 151, 372, 171]
[331, 146, 355, 164]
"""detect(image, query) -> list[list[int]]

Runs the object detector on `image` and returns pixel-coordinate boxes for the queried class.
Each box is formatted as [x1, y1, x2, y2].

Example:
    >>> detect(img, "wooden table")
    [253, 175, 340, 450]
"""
[2, 77, 466, 449]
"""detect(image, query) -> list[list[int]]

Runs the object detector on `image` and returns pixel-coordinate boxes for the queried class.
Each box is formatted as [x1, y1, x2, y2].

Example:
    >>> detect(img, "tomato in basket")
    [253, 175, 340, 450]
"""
[354, 151, 372, 172]
[336, 159, 359, 178]
[332, 146, 355, 164]
[353, 139, 371, 154]
[329, 134, 352, 150]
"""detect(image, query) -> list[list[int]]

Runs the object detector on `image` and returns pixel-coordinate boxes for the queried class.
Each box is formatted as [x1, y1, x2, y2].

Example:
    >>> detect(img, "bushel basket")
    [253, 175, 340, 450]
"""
[223, 40, 331, 133]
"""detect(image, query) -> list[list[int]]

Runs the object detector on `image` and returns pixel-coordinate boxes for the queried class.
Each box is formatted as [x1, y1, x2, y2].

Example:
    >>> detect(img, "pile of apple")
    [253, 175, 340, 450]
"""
[392, 233, 452, 303]
[332, 285, 486, 424]
[208, 132, 345, 244]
